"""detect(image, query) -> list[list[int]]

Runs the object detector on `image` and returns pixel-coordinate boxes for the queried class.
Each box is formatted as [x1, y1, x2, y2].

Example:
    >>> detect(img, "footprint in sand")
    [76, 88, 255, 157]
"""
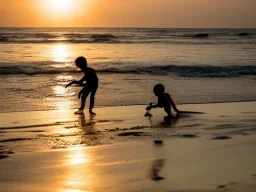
[0, 155, 9, 159]
[0, 138, 34, 143]
[217, 182, 238, 190]
[117, 132, 144, 136]
[23, 130, 45, 133]
[180, 134, 198, 138]
[171, 134, 198, 139]
[217, 185, 227, 189]
[212, 136, 231, 140]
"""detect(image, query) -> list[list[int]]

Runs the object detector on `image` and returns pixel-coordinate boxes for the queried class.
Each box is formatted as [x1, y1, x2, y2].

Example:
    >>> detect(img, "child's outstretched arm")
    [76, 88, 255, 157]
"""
[146, 103, 159, 111]
[75, 76, 87, 87]
[65, 80, 75, 88]
[65, 76, 86, 88]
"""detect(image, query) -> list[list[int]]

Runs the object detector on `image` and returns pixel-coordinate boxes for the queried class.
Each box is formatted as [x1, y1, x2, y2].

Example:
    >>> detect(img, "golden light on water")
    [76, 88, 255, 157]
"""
[54, 86, 66, 96]
[52, 85, 74, 110]
[52, 44, 70, 63]
[52, 75, 76, 110]
[61, 149, 91, 192]
[50, 100, 73, 110]
[69, 148, 89, 165]
[56, 75, 74, 82]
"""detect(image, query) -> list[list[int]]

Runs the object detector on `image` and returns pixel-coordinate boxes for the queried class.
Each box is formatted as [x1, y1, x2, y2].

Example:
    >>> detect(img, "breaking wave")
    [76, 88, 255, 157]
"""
[1, 64, 255, 77]
[98, 65, 256, 77]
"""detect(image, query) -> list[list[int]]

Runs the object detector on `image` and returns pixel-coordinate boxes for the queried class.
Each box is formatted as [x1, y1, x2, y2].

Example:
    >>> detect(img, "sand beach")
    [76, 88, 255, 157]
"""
[0, 102, 255, 192]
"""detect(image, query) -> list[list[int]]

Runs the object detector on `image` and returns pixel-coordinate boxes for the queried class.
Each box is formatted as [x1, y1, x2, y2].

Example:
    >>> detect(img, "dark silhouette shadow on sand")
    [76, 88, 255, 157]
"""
[145, 114, 181, 129]
[75, 113, 99, 146]
[149, 142, 166, 181]
[77, 113, 96, 128]
[149, 159, 165, 181]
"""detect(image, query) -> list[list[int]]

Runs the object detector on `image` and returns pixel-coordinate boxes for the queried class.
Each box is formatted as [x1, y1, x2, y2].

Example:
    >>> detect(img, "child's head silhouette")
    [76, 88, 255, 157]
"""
[153, 84, 165, 96]
[75, 56, 87, 70]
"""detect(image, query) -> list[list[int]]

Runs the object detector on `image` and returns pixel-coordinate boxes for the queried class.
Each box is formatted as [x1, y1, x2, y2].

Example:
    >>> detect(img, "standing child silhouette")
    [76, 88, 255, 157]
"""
[65, 57, 98, 115]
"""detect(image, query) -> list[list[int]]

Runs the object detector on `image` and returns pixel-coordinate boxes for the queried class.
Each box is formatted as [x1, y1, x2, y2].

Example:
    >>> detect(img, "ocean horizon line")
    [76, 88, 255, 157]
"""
[1, 27, 256, 30]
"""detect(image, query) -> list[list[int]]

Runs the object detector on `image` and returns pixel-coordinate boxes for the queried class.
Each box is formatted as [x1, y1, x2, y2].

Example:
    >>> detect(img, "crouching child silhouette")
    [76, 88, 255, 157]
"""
[146, 84, 180, 118]
[65, 57, 98, 115]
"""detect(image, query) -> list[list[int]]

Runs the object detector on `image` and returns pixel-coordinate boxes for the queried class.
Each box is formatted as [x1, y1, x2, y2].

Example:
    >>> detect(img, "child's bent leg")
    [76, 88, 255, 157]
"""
[164, 106, 174, 118]
[75, 89, 90, 114]
[89, 87, 97, 114]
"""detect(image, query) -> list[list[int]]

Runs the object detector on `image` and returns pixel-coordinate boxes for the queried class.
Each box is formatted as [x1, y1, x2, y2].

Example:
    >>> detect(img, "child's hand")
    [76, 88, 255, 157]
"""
[65, 80, 75, 88]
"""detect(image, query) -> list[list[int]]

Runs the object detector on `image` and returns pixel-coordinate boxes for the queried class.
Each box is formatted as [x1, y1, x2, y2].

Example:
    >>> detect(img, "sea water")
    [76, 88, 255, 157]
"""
[0, 28, 255, 112]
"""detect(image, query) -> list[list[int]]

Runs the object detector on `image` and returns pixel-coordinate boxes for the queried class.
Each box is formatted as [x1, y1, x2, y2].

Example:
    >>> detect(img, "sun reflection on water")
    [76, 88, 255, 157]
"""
[61, 148, 91, 192]
[54, 86, 66, 96]
[51, 44, 71, 63]
[51, 100, 74, 110]
[69, 148, 89, 165]
[56, 75, 74, 82]
[51, 75, 77, 110]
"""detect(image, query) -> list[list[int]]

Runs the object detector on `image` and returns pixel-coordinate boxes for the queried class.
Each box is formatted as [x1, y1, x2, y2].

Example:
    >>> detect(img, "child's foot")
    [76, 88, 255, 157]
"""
[74, 109, 84, 114]
[89, 110, 96, 115]
[144, 111, 153, 117]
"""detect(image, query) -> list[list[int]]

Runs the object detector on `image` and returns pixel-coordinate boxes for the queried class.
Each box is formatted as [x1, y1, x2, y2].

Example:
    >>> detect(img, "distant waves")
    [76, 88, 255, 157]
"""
[0, 33, 120, 44]
[0, 29, 255, 44]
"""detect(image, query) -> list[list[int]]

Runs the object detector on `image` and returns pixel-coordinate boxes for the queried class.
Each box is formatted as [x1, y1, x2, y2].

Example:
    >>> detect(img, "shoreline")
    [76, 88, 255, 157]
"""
[0, 101, 255, 152]
[1, 100, 256, 114]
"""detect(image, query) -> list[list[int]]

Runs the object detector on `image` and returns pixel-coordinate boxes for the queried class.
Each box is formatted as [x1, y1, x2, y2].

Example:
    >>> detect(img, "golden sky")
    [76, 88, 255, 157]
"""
[1, 0, 255, 28]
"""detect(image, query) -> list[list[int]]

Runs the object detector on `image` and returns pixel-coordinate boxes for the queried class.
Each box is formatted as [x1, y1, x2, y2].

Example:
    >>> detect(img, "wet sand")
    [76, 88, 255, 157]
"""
[0, 102, 256, 191]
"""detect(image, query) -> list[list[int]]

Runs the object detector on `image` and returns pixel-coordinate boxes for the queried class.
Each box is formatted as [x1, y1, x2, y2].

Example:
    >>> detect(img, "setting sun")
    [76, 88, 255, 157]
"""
[50, 0, 73, 13]
[32, 0, 89, 25]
